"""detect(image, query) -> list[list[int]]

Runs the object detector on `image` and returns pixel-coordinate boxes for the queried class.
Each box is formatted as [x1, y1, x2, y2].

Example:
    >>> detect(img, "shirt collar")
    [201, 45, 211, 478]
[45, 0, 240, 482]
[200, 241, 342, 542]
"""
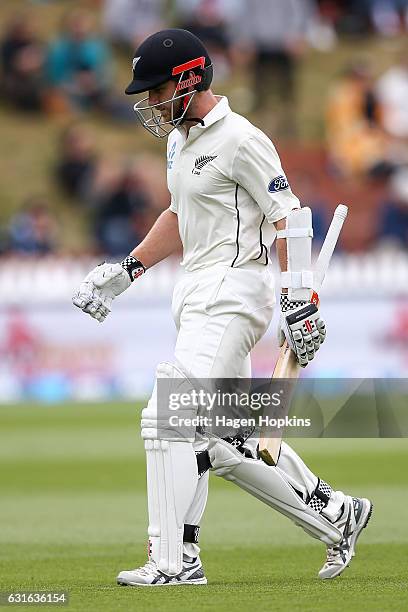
[179, 96, 231, 141]
[199, 95, 230, 129]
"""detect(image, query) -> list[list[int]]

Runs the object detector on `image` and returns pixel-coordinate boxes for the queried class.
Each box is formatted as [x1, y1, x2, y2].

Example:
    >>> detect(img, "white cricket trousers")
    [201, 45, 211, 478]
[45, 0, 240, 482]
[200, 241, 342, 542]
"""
[172, 263, 275, 379]
[147, 263, 344, 558]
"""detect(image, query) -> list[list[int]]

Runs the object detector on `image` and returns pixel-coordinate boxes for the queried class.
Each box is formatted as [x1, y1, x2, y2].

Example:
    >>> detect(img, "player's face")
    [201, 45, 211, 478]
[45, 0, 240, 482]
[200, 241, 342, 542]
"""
[135, 76, 196, 137]
[148, 81, 182, 122]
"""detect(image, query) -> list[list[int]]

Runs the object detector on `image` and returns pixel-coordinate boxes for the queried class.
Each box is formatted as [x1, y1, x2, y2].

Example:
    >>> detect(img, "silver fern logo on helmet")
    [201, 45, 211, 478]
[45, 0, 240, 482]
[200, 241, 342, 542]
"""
[132, 56, 141, 71]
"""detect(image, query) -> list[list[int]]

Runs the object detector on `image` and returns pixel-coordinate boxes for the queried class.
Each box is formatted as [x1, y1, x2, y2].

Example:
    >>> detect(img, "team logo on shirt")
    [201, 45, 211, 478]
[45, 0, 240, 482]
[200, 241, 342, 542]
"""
[268, 175, 289, 192]
[192, 155, 218, 175]
[167, 141, 176, 169]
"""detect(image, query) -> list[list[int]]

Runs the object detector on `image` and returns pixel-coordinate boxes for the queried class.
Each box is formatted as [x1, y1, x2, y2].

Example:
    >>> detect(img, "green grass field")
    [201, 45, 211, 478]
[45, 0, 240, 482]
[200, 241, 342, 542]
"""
[1, 402, 407, 611]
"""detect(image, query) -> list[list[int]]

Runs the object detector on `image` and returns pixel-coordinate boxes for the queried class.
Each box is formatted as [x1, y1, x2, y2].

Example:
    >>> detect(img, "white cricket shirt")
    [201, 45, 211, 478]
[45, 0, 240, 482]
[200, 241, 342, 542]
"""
[167, 96, 300, 271]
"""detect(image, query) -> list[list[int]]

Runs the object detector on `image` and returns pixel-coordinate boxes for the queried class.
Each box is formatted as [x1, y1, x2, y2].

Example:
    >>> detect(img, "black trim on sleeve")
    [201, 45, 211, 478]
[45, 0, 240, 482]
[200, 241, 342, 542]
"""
[263, 245, 269, 265]
[231, 183, 240, 267]
[253, 214, 268, 265]
[261, 215, 268, 265]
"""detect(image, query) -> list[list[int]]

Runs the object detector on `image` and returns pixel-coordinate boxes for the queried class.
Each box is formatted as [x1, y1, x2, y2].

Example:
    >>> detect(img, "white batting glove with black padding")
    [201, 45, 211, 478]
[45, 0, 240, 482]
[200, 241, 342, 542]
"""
[279, 294, 326, 367]
[72, 256, 145, 323]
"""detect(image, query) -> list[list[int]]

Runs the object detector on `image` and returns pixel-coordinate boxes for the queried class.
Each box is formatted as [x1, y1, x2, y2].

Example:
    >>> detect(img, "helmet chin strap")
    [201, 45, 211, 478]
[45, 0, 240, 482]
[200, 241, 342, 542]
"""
[178, 89, 205, 127]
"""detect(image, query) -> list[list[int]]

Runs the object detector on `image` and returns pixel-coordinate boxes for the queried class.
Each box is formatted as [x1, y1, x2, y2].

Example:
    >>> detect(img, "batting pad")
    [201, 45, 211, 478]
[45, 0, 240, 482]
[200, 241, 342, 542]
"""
[145, 439, 198, 575]
[142, 361, 199, 575]
[209, 437, 342, 545]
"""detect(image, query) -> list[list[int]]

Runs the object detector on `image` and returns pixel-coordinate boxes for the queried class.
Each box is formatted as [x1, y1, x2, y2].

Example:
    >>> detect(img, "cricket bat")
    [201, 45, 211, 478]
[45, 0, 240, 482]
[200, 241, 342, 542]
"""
[258, 204, 348, 466]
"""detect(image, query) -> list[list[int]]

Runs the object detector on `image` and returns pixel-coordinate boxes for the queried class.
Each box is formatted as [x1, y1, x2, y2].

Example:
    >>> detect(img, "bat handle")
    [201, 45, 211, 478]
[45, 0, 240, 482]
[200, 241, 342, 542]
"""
[313, 203, 348, 293]
[334, 203, 348, 221]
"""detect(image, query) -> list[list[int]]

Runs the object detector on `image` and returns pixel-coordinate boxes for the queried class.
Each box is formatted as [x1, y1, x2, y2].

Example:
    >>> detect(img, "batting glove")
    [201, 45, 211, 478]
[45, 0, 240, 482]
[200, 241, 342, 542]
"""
[278, 294, 326, 367]
[72, 256, 145, 323]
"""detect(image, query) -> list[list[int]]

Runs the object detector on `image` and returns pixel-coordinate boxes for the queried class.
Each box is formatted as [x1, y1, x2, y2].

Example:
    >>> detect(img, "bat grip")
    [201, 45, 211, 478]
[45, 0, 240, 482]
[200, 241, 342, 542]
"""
[333, 204, 348, 221]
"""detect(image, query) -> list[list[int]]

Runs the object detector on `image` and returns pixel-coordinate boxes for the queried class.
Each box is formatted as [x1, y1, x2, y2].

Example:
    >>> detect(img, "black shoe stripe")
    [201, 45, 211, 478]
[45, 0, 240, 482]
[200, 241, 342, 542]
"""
[353, 497, 363, 523]
[151, 572, 167, 585]
[150, 564, 201, 584]
[336, 507, 353, 563]
[363, 503, 373, 529]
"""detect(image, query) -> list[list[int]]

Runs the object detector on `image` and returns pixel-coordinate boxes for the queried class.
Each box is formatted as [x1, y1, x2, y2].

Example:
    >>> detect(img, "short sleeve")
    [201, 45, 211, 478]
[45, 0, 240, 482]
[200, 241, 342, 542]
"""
[169, 197, 178, 214]
[231, 131, 300, 222]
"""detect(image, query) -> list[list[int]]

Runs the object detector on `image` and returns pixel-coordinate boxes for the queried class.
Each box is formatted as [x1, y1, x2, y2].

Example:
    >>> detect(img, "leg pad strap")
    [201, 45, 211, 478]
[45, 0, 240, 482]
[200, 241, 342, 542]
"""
[308, 478, 332, 514]
[208, 437, 342, 545]
[196, 450, 212, 478]
[183, 524, 200, 544]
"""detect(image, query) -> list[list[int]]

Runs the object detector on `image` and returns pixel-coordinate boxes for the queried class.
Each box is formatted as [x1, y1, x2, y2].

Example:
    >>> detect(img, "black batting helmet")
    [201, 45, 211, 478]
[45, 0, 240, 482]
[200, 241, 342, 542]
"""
[125, 28, 213, 95]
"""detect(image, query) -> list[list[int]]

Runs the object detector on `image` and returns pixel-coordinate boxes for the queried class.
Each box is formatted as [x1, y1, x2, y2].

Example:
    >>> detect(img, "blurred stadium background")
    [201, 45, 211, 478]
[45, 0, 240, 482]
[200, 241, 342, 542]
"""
[0, 0, 407, 404]
[1, 2, 408, 609]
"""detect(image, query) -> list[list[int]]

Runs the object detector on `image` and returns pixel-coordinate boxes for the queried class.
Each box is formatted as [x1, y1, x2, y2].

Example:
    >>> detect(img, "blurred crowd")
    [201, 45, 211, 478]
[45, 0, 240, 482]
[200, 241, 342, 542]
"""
[325, 53, 408, 249]
[0, 0, 407, 258]
[0, 7, 134, 119]
[54, 122, 167, 255]
[326, 56, 408, 177]
[3, 1, 408, 115]
[0, 120, 169, 258]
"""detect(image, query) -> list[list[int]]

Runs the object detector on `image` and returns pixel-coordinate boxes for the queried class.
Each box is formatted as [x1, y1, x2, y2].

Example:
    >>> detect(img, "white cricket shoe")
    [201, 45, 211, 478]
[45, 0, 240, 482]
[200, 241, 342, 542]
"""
[318, 496, 373, 579]
[117, 557, 207, 587]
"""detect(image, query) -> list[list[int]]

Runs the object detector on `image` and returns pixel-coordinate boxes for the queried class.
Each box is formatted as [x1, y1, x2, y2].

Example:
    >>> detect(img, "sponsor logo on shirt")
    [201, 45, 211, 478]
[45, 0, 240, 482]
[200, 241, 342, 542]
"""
[167, 141, 176, 169]
[192, 155, 217, 175]
[268, 175, 289, 193]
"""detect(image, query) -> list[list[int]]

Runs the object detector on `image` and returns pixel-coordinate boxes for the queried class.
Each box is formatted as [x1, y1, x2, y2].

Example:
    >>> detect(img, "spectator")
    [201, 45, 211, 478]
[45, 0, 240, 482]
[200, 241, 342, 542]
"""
[229, 0, 316, 136]
[7, 196, 59, 255]
[376, 53, 408, 139]
[336, 0, 375, 34]
[46, 9, 113, 113]
[326, 61, 394, 177]
[90, 160, 150, 256]
[55, 124, 98, 200]
[103, 0, 166, 49]
[316, 1, 348, 32]
[175, 0, 232, 82]
[378, 166, 408, 246]
[367, 0, 408, 36]
[0, 13, 45, 112]
[333, 0, 408, 35]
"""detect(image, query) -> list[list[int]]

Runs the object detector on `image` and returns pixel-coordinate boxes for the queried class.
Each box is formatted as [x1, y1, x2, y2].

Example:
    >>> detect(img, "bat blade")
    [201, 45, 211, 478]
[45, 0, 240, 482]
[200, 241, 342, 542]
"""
[258, 341, 300, 466]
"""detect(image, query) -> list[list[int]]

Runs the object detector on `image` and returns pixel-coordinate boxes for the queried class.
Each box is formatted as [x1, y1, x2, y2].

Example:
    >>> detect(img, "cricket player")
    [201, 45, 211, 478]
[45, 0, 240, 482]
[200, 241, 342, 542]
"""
[73, 29, 372, 586]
